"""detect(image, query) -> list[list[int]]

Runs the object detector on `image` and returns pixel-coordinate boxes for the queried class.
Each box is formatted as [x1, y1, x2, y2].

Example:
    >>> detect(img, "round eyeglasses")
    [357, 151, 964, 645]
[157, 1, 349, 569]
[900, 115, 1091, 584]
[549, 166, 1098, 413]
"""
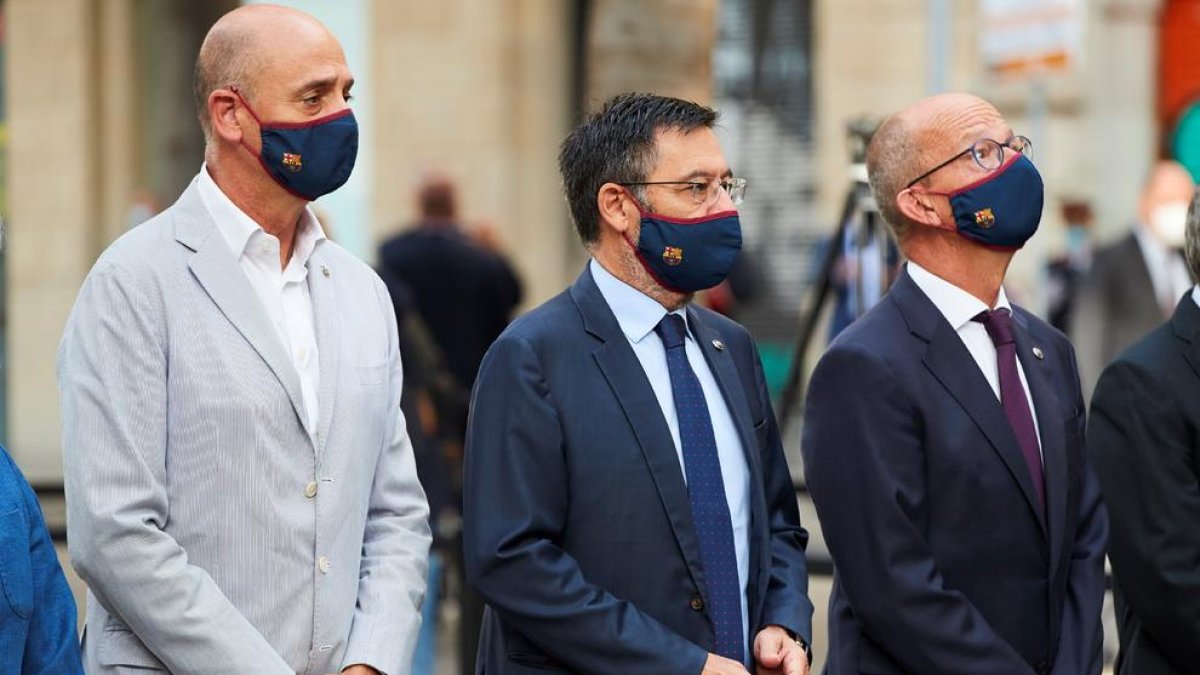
[905, 135, 1033, 188]
[619, 177, 748, 206]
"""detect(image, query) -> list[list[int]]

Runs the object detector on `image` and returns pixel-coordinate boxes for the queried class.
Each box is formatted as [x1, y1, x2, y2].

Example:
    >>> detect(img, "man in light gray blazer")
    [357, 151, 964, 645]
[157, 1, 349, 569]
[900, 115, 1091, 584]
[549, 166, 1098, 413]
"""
[57, 6, 430, 675]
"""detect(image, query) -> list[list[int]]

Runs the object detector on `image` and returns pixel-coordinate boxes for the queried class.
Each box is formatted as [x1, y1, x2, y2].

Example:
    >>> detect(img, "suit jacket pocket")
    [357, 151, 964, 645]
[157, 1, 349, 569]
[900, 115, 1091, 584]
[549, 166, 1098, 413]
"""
[0, 508, 33, 619]
[98, 624, 168, 670]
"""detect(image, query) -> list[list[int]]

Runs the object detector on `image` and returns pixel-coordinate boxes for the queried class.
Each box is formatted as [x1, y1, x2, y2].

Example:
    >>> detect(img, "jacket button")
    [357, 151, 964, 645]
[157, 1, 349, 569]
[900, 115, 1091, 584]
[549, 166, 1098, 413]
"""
[1035, 660, 1048, 675]
[690, 595, 705, 611]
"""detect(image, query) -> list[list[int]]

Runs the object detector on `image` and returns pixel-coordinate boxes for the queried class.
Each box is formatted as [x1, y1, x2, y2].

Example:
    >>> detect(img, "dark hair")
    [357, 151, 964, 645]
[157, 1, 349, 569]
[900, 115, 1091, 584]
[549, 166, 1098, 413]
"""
[558, 93, 719, 244]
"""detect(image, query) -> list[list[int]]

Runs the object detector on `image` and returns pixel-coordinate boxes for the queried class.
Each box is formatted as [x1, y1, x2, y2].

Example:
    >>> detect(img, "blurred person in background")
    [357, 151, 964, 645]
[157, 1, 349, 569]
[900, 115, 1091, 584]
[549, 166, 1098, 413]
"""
[377, 171, 522, 675]
[1044, 198, 1094, 332]
[58, 5, 430, 673]
[464, 93, 813, 675]
[803, 92, 1107, 675]
[0, 446, 83, 675]
[1088, 190, 1200, 675]
[1071, 160, 1195, 399]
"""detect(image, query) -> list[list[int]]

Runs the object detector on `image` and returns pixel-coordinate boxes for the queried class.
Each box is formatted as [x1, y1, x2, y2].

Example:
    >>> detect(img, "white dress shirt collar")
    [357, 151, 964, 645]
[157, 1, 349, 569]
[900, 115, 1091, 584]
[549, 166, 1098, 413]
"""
[590, 258, 690, 344]
[196, 163, 326, 267]
[907, 261, 1013, 330]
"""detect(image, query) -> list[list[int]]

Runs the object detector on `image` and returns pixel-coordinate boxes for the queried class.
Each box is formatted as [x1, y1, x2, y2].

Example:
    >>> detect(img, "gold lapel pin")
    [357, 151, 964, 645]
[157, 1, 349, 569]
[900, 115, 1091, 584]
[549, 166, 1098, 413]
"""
[1032, 346, 1044, 360]
[712, 339, 725, 351]
[320, 264, 330, 278]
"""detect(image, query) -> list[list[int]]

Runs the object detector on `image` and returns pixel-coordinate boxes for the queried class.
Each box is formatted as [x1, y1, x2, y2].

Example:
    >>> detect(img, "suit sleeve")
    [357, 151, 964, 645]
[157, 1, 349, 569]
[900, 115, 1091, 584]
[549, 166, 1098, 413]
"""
[463, 333, 709, 675]
[1088, 358, 1200, 670]
[58, 262, 292, 673]
[1050, 342, 1107, 675]
[749, 341, 814, 644]
[802, 344, 1035, 675]
[342, 278, 433, 675]
[6, 451, 84, 675]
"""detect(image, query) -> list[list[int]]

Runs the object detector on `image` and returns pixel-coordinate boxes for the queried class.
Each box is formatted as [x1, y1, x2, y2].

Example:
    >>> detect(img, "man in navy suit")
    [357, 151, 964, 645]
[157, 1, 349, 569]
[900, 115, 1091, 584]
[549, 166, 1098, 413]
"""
[463, 93, 813, 674]
[802, 93, 1107, 674]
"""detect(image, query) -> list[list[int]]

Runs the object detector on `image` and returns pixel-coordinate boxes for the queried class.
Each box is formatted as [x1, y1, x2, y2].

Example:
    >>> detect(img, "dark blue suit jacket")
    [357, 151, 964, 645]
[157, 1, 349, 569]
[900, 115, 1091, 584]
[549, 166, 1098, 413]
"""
[463, 267, 813, 675]
[0, 447, 83, 674]
[802, 268, 1107, 675]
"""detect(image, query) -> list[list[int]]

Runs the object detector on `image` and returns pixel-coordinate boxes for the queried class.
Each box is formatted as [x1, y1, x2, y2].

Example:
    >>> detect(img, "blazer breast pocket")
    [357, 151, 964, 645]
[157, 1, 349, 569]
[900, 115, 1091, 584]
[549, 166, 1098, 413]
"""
[357, 362, 388, 386]
[98, 621, 168, 670]
[0, 508, 32, 619]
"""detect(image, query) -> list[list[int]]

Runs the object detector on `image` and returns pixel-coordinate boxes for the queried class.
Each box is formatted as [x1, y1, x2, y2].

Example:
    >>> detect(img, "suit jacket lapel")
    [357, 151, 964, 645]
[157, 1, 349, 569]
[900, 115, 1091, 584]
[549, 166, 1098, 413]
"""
[174, 181, 311, 435]
[1171, 296, 1200, 377]
[891, 270, 1048, 534]
[1012, 312, 1065, 563]
[570, 268, 710, 598]
[308, 245, 340, 455]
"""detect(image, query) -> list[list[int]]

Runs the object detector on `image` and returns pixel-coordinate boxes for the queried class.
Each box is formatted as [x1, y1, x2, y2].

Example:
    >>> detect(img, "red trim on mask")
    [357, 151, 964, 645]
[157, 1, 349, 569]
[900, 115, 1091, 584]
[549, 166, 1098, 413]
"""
[916, 152, 1022, 198]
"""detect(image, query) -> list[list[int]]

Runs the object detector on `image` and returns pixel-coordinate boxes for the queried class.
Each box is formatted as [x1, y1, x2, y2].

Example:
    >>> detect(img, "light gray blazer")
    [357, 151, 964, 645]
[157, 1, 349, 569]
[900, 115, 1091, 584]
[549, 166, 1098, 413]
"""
[58, 177, 431, 675]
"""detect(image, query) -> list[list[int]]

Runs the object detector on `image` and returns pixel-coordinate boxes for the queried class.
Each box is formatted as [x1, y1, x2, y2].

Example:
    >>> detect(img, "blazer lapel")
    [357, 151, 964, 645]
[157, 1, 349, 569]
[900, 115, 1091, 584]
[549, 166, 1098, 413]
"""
[174, 182, 311, 435]
[891, 270, 1048, 534]
[1012, 312, 1066, 563]
[570, 268, 710, 598]
[1171, 296, 1200, 377]
[308, 244, 340, 455]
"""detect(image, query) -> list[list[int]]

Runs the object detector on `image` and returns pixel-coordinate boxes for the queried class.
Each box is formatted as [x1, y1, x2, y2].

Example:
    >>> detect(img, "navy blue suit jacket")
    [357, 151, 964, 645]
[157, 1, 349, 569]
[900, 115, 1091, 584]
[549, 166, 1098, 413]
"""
[463, 267, 813, 675]
[802, 268, 1107, 675]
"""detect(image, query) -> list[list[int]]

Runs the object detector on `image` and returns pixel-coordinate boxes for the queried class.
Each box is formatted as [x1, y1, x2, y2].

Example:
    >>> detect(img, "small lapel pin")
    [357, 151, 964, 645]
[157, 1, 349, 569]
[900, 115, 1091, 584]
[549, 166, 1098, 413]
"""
[1032, 346, 1044, 360]
[320, 264, 330, 278]
[712, 339, 725, 351]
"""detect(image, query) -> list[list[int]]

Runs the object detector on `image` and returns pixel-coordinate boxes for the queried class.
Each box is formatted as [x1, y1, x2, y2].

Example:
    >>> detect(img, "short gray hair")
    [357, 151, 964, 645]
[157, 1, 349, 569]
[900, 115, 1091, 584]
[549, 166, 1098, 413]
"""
[1184, 187, 1200, 282]
[866, 115, 921, 244]
[193, 26, 261, 142]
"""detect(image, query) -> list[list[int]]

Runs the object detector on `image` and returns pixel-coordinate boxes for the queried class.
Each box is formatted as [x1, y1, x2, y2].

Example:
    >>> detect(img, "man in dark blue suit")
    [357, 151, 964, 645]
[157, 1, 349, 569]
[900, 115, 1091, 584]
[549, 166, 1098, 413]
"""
[463, 93, 813, 675]
[802, 93, 1107, 674]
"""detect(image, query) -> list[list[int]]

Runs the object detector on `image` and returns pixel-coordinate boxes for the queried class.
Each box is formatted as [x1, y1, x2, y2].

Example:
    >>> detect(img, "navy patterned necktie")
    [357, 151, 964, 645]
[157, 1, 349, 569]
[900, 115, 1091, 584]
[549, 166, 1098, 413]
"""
[974, 308, 1045, 510]
[655, 313, 744, 662]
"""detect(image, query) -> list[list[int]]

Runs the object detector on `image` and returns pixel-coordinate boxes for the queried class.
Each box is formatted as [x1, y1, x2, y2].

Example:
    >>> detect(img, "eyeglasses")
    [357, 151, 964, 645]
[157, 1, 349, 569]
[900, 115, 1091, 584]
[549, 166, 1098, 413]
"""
[619, 177, 748, 206]
[905, 135, 1033, 188]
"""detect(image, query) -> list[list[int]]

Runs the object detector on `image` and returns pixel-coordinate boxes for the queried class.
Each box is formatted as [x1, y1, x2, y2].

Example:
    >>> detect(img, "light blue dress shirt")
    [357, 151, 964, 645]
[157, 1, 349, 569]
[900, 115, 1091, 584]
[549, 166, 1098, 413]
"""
[590, 259, 751, 657]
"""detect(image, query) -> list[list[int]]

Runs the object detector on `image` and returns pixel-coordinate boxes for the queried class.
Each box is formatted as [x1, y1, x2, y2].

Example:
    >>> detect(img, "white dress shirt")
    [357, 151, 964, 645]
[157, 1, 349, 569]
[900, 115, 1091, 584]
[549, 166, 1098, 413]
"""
[197, 164, 324, 435]
[1136, 223, 1193, 315]
[908, 262, 1043, 456]
[590, 258, 752, 658]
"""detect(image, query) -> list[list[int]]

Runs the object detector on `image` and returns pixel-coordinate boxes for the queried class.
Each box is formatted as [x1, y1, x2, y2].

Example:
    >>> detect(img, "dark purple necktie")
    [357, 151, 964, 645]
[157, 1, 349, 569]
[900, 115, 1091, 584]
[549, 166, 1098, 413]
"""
[974, 308, 1045, 510]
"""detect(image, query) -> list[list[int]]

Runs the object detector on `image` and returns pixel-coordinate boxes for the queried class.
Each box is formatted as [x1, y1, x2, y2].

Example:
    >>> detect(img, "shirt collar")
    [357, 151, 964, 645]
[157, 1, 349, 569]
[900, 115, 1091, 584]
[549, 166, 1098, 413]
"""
[907, 260, 1012, 331]
[195, 163, 326, 266]
[589, 258, 689, 344]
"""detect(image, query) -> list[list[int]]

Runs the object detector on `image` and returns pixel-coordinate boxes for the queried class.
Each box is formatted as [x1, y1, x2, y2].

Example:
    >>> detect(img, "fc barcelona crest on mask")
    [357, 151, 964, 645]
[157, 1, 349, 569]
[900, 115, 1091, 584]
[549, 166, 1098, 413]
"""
[974, 208, 996, 228]
[281, 153, 304, 173]
[662, 246, 684, 266]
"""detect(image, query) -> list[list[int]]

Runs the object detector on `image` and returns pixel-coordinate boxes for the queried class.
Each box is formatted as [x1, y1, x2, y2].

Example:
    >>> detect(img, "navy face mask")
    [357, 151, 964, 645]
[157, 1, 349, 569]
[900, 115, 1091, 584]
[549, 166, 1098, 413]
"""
[233, 88, 358, 201]
[922, 153, 1045, 249]
[624, 197, 743, 293]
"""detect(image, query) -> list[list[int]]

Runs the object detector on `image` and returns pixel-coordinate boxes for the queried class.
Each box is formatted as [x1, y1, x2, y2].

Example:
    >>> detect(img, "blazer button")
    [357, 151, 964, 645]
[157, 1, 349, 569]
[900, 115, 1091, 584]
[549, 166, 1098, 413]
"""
[690, 595, 705, 611]
[1035, 660, 1048, 675]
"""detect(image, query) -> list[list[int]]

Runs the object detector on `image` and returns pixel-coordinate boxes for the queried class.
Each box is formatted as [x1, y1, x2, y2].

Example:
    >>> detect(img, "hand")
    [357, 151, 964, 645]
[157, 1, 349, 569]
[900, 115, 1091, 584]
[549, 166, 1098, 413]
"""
[703, 652, 751, 674]
[754, 625, 810, 675]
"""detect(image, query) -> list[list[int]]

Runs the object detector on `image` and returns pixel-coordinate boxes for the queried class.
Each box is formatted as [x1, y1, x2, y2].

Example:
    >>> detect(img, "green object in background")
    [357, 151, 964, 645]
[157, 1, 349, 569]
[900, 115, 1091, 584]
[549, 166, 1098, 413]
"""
[756, 341, 794, 402]
[1172, 100, 1200, 184]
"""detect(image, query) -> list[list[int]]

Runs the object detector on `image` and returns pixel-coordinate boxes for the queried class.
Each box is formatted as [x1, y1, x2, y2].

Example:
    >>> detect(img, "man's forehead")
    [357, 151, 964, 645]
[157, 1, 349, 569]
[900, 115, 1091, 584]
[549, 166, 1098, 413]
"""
[651, 127, 730, 176]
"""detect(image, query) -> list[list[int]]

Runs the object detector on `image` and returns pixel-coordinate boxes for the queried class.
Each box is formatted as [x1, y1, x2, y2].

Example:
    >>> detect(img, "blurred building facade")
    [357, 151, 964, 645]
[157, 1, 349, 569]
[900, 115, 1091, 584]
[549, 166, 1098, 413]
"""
[0, 0, 1185, 480]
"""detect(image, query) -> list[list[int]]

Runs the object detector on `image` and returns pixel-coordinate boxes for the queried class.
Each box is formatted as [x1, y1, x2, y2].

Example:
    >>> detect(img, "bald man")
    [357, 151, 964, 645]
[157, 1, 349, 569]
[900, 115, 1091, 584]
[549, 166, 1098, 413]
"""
[58, 6, 430, 674]
[1071, 160, 1196, 399]
[802, 93, 1108, 674]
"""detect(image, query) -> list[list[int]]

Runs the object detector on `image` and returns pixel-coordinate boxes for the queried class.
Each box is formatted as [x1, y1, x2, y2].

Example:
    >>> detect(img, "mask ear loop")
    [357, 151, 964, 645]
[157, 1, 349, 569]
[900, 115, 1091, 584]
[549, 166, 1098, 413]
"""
[227, 85, 266, 161]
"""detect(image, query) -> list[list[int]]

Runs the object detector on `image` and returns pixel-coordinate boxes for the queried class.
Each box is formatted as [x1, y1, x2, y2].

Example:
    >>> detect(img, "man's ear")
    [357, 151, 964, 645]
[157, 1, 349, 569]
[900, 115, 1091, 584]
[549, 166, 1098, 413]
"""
[897, 187, 952, 231]
[209, 88, 246, 145]
[597, 182, 638, 236]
